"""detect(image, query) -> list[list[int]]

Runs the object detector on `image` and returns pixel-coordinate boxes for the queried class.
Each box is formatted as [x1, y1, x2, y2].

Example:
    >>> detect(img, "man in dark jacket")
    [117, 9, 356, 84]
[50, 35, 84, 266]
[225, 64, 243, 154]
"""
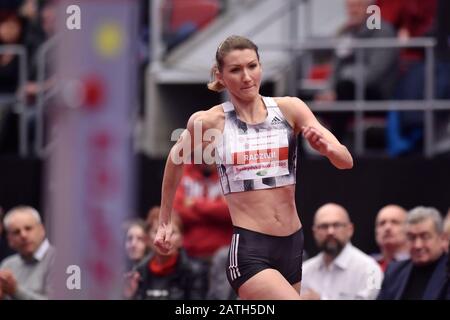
[378, 206, 449, 300]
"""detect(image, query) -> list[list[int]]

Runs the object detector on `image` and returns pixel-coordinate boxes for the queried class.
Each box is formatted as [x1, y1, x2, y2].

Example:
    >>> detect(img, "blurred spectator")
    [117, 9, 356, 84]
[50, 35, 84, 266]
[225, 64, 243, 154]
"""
[381, 0, 450, 156]
[206, 245, 237, 300]
[378, 206, 449, 300]
[444, 209, 450, 252]
[0, 12, 24, 94]
[301, 203, 383, 300]
[0, 207, 15, 263]
[315, 0, 398, 144]
[123, 218, 149, 272]
[0, 0, 57, 155]
[145, 206, 160, 227]
[173, 164, 232, 262]
[373, 205, 410, 272]
[21, 0, 56, 101]
[377, 0, 437, 50]
[0, 206, 55, 300]
[123, 207, 208, 300]
[0, 12, 24, 153]
[18, 0, 49, 73]
[161, 0, 220, 52]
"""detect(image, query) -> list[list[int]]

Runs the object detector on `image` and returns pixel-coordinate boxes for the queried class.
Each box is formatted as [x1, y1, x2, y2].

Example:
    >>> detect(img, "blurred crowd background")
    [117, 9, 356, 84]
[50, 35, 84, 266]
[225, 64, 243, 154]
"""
[0, 0, 449, 300]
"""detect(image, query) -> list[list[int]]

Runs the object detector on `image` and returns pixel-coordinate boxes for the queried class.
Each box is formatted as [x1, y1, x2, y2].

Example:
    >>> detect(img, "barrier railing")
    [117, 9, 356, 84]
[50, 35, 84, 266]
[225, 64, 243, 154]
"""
[258, 37, 450, 157]
[28, 2, 448, 158]
[34, 35, 59, 158]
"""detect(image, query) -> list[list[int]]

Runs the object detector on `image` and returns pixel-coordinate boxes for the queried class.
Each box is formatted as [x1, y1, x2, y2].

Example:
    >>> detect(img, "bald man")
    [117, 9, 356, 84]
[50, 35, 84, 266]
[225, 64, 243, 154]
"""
[0, 206, 55, 300]
[373, 205, 410, 272]
[301, 203, 383, 300]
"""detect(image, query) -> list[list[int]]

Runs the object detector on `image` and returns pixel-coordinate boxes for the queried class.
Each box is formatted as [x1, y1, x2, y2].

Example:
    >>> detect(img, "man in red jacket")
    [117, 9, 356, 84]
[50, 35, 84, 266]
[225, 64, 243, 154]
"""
[173, 164, 232, 261]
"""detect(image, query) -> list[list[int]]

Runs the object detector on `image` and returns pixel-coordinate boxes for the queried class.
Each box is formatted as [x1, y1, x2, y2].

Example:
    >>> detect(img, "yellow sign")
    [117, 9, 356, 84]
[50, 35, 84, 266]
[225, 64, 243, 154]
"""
[94, 22, 124, 58]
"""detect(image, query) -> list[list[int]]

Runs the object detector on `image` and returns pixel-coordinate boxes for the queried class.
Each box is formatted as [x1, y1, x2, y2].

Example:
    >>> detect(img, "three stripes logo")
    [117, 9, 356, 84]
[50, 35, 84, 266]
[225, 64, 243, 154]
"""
[229, 234, 241, 281]
[271, 116, 282, 125]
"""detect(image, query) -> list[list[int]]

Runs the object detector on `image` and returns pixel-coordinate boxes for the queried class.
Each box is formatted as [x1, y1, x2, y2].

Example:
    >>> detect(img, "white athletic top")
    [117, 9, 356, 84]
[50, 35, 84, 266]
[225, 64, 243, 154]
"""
[215, 96, 298, 194]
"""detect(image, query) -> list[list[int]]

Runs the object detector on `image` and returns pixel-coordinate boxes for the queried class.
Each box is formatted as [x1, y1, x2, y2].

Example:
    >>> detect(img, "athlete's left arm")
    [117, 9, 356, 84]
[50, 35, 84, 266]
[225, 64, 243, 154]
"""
[277, 97, 353, 169]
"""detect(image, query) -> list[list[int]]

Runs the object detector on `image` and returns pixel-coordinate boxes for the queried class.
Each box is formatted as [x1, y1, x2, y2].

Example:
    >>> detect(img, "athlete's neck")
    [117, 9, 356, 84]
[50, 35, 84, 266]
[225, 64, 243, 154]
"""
[231, 95, 266, 124]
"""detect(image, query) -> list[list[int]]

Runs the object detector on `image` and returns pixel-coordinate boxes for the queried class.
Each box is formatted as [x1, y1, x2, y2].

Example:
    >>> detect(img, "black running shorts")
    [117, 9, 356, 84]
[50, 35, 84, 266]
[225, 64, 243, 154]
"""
[226, 225, 304, 294]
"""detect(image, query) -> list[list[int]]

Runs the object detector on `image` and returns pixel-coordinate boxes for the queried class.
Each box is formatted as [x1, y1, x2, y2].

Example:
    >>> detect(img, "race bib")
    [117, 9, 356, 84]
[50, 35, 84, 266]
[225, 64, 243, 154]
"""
[231, 129, 290, 180]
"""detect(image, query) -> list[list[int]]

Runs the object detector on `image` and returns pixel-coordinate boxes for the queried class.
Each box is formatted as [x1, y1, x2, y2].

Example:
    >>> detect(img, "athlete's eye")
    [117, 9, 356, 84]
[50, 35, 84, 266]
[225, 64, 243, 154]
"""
[249, 63, 257, 69]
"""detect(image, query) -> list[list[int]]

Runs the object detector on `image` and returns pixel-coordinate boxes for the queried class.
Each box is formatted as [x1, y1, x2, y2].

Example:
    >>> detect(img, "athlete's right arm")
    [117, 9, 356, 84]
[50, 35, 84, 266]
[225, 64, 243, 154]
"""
[153, 111, 207, 254]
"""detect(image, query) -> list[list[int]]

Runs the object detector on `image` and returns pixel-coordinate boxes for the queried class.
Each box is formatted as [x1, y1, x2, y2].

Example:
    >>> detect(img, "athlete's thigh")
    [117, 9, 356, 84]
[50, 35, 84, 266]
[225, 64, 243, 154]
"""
[293, 281, 301, 294]
[238, 268, 301, 300]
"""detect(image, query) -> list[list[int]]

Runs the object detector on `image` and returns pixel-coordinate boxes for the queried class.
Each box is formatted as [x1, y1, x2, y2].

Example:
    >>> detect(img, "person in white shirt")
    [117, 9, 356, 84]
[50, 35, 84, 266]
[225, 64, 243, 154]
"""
[0, 206, 55, 300]
[301, 203, 383, 300]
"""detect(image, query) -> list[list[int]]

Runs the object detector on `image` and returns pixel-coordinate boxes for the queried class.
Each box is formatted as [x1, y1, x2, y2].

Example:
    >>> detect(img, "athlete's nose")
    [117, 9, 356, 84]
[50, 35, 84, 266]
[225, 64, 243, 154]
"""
[242, 68, 251, 82]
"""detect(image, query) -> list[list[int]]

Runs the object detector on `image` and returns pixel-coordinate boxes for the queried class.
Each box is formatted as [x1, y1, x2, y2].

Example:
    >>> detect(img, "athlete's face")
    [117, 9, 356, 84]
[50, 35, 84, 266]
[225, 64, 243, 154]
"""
[313, 204, 354, 257]
[217, 49, 262, 102]
[406, 218, 446, 266]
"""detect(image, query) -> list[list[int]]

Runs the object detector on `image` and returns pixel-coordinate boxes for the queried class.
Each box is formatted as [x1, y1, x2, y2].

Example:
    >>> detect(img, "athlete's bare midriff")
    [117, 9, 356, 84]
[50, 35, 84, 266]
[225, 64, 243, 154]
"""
[225, 185, 302, 236]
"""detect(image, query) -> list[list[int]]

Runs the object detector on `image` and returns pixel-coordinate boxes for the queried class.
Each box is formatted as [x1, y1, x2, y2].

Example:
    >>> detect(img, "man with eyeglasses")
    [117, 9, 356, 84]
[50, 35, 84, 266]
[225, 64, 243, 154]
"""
[300, 203, 383, 300]
[378, 206, 449, 300]
[0, 206, 55, 300]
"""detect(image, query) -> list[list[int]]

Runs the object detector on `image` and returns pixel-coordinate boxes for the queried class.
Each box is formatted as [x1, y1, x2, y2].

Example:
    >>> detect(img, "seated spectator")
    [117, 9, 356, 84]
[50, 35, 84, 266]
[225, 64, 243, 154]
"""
[377, 206, 449, 300]
[123, 218, 149, 272]
[301, 203, 383, 300]
[173, 164, 232, 262]
[123, 207, 207, 300]
[373, 205, 410, 272]
[0, 206, 55, 300]
[315, 0, 398, 144]
[0, 207, 15, 263]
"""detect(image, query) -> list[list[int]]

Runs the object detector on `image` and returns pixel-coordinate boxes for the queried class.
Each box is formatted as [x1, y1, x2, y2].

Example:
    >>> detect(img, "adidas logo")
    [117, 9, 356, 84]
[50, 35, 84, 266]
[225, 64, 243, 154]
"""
[271, 116, 282, 125]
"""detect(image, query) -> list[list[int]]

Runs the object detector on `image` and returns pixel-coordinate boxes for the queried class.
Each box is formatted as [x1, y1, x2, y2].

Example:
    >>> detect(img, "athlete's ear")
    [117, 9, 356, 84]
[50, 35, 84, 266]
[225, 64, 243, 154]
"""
[216, 69, 224, 86]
